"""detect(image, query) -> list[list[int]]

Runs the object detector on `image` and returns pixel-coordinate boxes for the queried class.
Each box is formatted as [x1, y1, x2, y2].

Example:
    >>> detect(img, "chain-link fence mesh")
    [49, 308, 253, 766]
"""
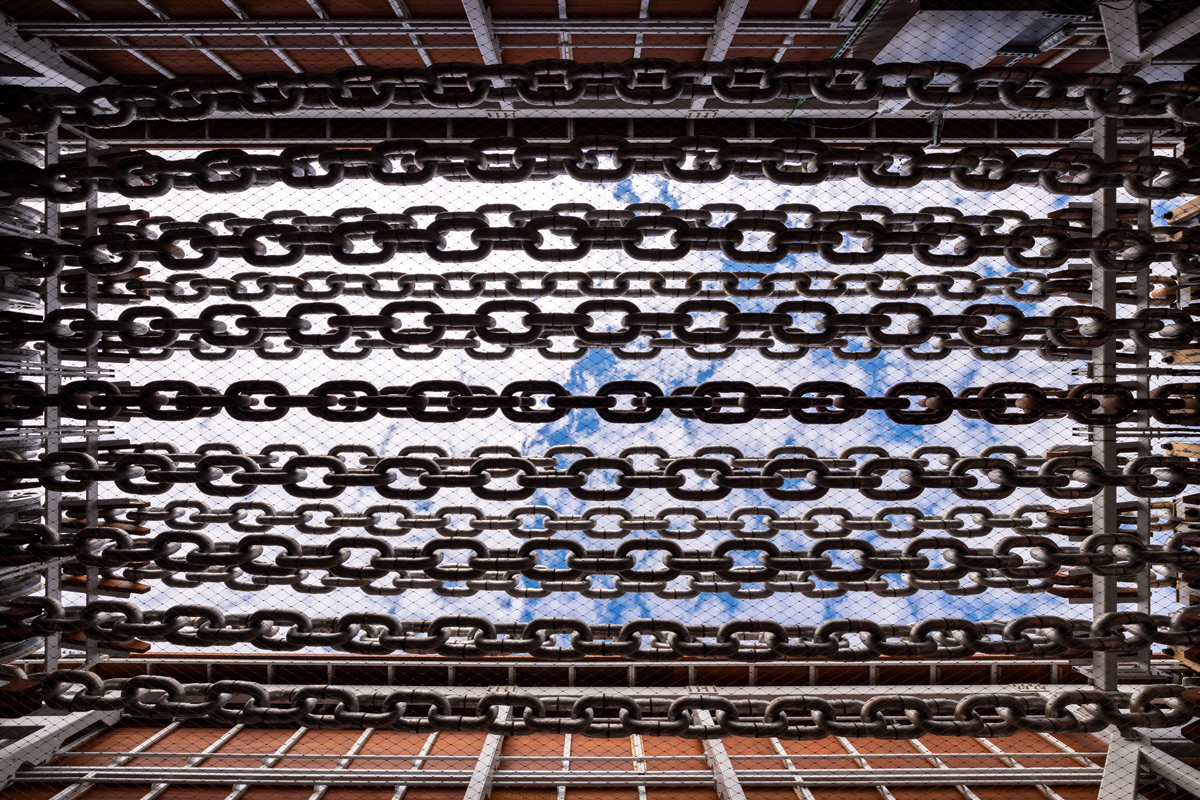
[3, 2, 1200, 800]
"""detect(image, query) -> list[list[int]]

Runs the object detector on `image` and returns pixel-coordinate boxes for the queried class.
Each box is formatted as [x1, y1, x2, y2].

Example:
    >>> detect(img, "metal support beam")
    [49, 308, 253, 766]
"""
[0, 20, 103, 90]
[703, 0, 749, 61]
[384, 0, 433, 66]
[17, 767, 1104, 787]
[42, 0, 171, 78]
[219, 0, 301, 72]
[633, 0, 650, 58]
[0, 710, 121, 787]
[696, 710, 746, 800]
[692, 0, 750, 110]
[305, 0, 366, 67]
[1091, 115, 1119, 692]
[773, 0, 820, 61]
[464, 708, 507, 800]
[132, 0, 240, 77]
[1098, 736, 1142, 800]
[41, 128, 61, 673]
[1099, 1, 1141, 71]
[1094, 4, 1200, 73]
[461, 0, 503, 65]
[1140, 5, 1200, 61]
[16, 19, 849, 37]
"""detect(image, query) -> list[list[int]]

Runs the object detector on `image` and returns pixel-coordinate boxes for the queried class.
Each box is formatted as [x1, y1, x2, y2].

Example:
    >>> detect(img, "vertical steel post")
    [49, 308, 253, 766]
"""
[1133, 133, 1154, 676]
[83, 136, 100, 667]
[42, 129, 62, 672]
[1091, 115, 1119, 690]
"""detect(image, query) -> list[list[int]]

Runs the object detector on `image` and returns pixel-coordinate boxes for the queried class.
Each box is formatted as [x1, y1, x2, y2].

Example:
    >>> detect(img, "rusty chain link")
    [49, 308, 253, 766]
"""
[3, 137, 1198, 203]
[3, 516, 1194, 597]
[8, 298, 1194, 364]
[6, 202, 1197, 278]
[3, 666, 1197, 737]
[3, 378, 1194, 427]
[5, 59, 1200, 133]
[13, 603, 1200, 660]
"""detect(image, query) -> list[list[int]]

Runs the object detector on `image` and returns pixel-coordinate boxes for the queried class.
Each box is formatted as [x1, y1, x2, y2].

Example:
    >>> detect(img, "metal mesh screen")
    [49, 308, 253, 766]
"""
[2, 2, 1200, 800]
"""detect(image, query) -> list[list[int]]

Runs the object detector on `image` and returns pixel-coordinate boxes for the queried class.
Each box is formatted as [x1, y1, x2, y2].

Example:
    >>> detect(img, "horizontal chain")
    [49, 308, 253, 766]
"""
[13, 300, 1190, 364]
[4, 139, 1197, 203]
[5, 378, 1195, 428]
[8, 441, 1200, 501]
[107, 267, 1171, 308]
[58, 495, 1166, 540]
[6, 60, 1198, 132]
[8, 202, 1195, 277]
[14, 604, 1197, 660]
[7, 522, 1196, 597]
[5, 668, 1197, 737]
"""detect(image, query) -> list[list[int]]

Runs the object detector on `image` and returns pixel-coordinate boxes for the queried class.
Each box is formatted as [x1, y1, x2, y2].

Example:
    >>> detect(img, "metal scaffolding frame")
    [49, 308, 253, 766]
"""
[3, 3, 1200, 800]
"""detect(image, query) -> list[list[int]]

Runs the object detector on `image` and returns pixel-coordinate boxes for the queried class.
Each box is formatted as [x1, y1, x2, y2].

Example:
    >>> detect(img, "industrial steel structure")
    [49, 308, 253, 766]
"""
[3, 2, 1200, 800]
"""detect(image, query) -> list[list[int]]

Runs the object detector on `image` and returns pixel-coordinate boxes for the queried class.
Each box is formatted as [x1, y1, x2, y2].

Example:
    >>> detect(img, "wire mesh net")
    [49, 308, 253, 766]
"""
[2, 2, 1200, 800]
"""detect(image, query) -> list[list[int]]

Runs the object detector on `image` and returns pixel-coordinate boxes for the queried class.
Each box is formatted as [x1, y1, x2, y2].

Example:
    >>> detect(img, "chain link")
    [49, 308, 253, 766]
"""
[4, 666, 1197, 737]
[5, 60, 1199, 133]
[12, 299, 1192, 363]
[3, 137, 1197, 203]
[4, 378, 1195, 428]
[7, 202, 1196, 277]
[14, 603, 1200, 660]
[4, 516, 1193, 597]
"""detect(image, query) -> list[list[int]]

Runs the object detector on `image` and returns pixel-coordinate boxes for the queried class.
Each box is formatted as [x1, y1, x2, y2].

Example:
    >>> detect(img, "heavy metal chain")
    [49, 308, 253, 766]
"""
[16, 602, 1200, 660]
[5, 378, 1196, 428]
[120, 268, 1088, 305]
[70, 495, 1167, 540]
[5, 60, 1198, 132]
[3, 139, 1196, 202]
[8, 442, 1200, 501]
[13, 299, 1192, 364]
[8, 202, 1195, 277]
[7, 522, 1196, 598]
[5, 666, 1198, 737]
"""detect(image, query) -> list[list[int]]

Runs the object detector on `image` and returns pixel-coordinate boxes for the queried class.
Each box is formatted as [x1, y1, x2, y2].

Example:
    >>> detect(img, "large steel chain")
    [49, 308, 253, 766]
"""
[3, 138, 1197, 202]
[4, 378, 1195, 428]
[5, 519, 1195, 598]
[5, 60, 1199, 132]
[11, 299, 1191, 363]
[15, 603, 1200, 660]
[4, 666, 1198, 737]
[62, 494, 1172, 541]
[6, 202, 1196, 277]
[7, 441, 1200, 500]
[117, 268, 1092, 305]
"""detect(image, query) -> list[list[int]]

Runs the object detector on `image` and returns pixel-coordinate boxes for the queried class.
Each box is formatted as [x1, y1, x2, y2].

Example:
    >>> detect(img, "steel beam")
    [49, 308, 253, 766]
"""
[1091, 115, 1120, 692]
[0, 711, 121, 787]
[1098, 736, 1142, 800]
[40, 129, 61, 673]
[16, 767, 1103, 786]
[461, 0, 503, 65]
[692, 0, 750, 110]
[703, 0, 750, 61]
[219, 0, 301, 72]
[1139, 5, 1200, 61]
[1099, 1, 1141, 70]
[50, 103, 1136, 120]
[0, 15, 104, 90]
[1093, 5, 1200, 73]
[15, 19, 849, 37]
[696, 710, 746, 800]
[464, 708, 507, 800]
